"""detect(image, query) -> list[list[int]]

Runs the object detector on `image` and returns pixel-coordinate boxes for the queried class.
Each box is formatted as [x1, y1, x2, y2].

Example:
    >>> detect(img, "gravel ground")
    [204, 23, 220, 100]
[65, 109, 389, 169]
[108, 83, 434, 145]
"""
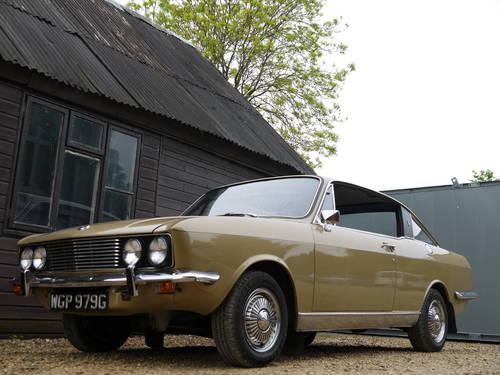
[1, 333, 498, 375]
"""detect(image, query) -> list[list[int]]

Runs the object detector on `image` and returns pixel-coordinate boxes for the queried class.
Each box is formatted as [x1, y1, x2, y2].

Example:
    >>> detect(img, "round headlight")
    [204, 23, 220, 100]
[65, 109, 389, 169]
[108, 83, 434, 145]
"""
[20, 248, 33, 270]
[148, 236, 168, 266]
[33, 246, 47, 270]
[123, 238, 142, 266]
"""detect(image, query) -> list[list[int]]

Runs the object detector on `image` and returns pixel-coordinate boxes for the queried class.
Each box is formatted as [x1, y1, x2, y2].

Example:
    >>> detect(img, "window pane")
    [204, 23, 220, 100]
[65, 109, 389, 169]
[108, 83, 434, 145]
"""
[14, 102, 63, 226]
[320, 185, 334, 211]
[56, 151, 100, 229]
[70, 116, 104, 150]
[105, 130, 137, 192]
[183, 177, 320, 217]
[411, 218, 434, 245]
[338, 211, 397, 237]
[102, 190, 131, 222]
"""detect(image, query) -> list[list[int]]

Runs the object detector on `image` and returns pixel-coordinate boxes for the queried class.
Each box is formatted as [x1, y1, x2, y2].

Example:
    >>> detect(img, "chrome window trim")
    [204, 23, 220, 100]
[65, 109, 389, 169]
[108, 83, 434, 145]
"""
[324, 224, 402, 241]
[313, 182, 336, 225]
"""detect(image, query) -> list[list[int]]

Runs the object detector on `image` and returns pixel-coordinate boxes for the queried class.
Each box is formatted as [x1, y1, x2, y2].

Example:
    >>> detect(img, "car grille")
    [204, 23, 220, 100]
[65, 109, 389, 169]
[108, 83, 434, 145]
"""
[45, 238, 122, 271]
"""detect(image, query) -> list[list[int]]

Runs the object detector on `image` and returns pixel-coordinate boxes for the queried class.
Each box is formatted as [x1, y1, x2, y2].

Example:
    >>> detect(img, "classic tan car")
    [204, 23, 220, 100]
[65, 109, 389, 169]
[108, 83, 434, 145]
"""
[14, 176, 477, 367]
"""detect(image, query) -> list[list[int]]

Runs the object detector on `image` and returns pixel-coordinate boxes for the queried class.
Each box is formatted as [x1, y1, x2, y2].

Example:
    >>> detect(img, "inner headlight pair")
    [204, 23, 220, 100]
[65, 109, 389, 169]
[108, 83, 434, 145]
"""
[20, 247, 46, 270]
[123, 236, 170, 267]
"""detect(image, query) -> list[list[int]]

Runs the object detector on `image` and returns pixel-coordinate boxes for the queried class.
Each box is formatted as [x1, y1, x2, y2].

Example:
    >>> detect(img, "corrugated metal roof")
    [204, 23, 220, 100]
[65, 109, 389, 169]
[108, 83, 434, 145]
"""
[0, 0, 312, 174]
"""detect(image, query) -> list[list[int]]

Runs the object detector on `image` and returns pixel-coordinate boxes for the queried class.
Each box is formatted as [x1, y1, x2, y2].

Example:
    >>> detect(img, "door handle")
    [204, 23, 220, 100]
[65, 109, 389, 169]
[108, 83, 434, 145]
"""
[381, 243, 396, 252]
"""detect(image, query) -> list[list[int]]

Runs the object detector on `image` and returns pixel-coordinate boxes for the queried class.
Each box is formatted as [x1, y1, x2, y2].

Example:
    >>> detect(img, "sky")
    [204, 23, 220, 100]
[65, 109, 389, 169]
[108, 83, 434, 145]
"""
[116, 0, 500, 191]
[317, 0, 500, 190]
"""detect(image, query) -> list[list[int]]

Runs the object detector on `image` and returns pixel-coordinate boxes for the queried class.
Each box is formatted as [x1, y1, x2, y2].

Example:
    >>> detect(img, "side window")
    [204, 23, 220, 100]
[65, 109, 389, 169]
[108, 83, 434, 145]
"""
[411, 218, 435, 245]
[12, 97, 139, 231]
[339, 211, 398, 237]
[333, 183, 399, 237]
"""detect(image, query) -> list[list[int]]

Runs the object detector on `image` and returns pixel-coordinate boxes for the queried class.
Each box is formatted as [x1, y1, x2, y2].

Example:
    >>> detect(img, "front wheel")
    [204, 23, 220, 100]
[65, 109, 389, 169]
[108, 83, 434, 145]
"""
[63, 314, 130, 352]
[211, 271, 288, 367]
[408, 289, 448, 352]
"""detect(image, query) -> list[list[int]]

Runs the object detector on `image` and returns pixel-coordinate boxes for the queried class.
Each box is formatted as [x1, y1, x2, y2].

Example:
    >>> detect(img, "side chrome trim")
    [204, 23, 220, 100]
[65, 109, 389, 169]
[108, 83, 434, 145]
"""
[454, 291, 478, 300]
[296, 311, 421, 332]
[25, 268, 220, 295]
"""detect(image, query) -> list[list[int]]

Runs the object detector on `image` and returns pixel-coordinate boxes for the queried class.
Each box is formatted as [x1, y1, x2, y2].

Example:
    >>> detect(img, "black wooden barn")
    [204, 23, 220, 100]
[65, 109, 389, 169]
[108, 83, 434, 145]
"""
[0, 0, 312, 337]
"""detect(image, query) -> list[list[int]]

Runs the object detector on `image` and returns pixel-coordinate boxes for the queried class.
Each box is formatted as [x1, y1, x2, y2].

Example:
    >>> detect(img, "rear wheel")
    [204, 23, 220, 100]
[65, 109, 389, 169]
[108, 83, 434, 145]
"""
[63, 314, 130, 352]
[408, 289, 448, 352]
[211, 271, 288, 367]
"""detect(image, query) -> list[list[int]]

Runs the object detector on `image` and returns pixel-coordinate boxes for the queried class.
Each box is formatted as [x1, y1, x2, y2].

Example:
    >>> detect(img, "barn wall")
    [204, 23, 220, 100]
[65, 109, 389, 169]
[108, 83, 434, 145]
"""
[156, 137, 263, 216]
[0, 78, 276, 337]
[0, 81, 64, 337]
[135, 133, 161, 219]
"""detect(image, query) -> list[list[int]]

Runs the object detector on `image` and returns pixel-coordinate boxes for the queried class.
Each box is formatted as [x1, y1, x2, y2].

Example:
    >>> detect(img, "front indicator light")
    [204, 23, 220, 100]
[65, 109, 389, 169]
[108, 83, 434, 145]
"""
[158, 281, 176, 294]
[33, 246, 47, 270]
[20, 248, 33, 270]
[123, 238, 142, 266]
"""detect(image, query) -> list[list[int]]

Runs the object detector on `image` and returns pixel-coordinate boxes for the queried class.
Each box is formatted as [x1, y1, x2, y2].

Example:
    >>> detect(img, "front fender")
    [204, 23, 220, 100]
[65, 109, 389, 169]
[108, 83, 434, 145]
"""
[166, 219, 314, 315]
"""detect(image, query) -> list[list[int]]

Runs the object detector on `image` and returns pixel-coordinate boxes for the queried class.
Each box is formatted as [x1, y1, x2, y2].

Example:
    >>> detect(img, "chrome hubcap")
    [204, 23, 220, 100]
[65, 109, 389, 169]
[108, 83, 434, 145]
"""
[244, 288, 281, 352]
[257, 309, 271, 330]
[428, 299, 446, 343]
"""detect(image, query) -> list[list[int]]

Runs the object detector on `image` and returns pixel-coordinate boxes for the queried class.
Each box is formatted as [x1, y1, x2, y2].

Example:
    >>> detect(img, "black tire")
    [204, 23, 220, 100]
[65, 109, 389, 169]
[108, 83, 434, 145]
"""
[303, 332, 316, 347]
[62, 314, 130, 352]
[211, 271, 288, 367]
[145, 331, 164, 348]
[408, 289, 448, 352]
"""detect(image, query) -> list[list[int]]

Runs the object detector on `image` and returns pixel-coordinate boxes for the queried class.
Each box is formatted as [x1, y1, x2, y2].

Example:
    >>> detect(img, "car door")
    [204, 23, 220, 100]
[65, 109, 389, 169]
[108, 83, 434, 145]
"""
[313, 183, 398, 312]
[392, 208, 442, 312]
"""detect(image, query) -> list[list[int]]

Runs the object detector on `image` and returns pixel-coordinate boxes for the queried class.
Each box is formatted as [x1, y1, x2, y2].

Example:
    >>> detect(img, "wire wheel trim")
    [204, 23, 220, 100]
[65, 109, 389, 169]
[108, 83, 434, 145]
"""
[243, 287, 281, 352]
[427, 299, 446, 343]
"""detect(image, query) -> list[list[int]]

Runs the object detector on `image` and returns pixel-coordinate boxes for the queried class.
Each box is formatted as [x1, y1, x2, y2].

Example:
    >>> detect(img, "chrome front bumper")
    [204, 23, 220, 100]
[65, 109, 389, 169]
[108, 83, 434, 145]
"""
[21, 268, 220, 297]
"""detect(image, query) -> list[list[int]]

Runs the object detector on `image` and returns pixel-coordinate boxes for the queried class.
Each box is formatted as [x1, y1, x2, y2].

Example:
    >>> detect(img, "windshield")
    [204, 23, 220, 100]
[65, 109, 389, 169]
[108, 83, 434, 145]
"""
[182, 177, 320, 218]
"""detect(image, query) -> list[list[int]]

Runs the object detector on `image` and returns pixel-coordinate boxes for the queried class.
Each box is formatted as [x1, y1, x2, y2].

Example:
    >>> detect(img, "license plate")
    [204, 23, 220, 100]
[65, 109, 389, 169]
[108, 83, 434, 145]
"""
[50, 290, 108, 312]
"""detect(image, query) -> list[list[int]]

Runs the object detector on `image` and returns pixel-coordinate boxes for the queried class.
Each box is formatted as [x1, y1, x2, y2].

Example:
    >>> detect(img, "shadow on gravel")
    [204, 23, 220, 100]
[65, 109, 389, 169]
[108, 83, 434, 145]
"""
[301, 343, 413, 357]
[78, 346, 227, 369]
[70, 342, 413, 369]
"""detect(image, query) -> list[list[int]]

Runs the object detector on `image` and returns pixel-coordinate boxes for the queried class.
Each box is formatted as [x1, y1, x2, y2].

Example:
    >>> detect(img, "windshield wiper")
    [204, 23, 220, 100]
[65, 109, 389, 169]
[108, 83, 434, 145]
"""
[218, 212, 259, 217]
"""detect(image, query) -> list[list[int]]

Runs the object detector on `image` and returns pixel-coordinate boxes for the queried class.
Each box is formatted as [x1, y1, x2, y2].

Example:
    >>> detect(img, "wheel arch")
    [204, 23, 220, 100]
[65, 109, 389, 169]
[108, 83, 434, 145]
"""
[427, 281, 457, 334]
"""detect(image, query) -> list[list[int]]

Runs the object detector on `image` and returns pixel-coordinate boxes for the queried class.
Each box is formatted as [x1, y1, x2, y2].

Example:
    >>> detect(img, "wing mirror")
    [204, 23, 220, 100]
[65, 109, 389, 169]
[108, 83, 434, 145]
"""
[321, 209, 340, 224]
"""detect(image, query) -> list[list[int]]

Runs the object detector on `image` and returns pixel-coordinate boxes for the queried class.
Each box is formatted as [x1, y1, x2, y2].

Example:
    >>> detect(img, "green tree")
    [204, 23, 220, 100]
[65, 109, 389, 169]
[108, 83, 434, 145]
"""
[126, 0, 354, 168]
[470, 169, 498, 182]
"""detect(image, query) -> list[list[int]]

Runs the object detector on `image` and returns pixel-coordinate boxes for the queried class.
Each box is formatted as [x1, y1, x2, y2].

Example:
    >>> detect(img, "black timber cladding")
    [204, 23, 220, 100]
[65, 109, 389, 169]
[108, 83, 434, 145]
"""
[0, 81, 63, 337]
[0, 0, 312, 174]
[156, 136, 264, 216]
[135, 133, 161, 218]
